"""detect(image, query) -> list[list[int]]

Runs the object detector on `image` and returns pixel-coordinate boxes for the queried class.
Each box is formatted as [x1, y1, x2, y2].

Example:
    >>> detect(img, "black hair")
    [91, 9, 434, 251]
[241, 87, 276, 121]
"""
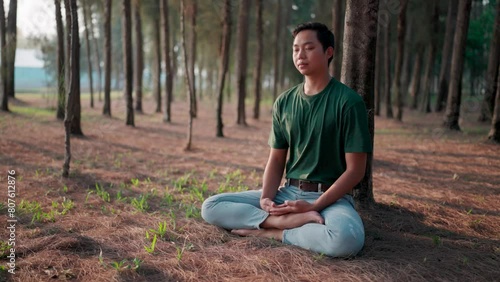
[292, 22, 335, 65]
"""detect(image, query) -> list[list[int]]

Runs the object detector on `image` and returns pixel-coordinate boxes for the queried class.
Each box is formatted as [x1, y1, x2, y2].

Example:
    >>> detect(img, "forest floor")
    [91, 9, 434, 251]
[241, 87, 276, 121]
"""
[0, 92, 498, 282]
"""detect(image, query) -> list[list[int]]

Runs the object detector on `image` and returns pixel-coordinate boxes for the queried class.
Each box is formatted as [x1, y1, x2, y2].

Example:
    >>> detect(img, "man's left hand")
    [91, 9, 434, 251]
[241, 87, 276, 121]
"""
[269, 200, 314, 216]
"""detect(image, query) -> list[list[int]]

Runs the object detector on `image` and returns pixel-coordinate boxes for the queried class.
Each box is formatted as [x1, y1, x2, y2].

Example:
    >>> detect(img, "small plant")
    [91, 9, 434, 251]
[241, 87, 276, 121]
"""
[98, 249, 106, 268]
[173, 173, 192, 192]
[131, 178, 140, 187]
[131, 258, 143, 270]
[184, 203, 201, 219]
[149, 221, 168, 239]
[162, 193, 174, 206]
[116, 190, 127, 202]
[175, 239, 194, 262]
[61, 198, 75, 215]
[431, 235, 442, 246]
[62, 185, 69, 193]
[131, 194, 149, 212]
[144, 233, 158, 254]
[110, 259, 129, 271]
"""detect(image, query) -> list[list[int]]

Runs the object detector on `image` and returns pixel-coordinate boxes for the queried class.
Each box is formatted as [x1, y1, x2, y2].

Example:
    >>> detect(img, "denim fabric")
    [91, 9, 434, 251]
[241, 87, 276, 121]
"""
[201, 184, 365, 257]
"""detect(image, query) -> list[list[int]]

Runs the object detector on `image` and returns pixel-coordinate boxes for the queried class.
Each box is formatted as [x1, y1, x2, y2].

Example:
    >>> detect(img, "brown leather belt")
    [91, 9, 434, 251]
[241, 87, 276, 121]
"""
[286, 178, 332, 192]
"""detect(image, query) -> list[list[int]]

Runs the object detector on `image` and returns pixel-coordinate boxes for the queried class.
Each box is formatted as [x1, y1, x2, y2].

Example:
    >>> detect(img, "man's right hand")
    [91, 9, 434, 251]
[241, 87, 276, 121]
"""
[260, 198, 277, 212]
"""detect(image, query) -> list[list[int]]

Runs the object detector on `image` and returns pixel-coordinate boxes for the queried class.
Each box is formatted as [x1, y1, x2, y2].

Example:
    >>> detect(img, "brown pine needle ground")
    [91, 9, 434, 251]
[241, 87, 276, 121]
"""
[0, 93, 498, 282]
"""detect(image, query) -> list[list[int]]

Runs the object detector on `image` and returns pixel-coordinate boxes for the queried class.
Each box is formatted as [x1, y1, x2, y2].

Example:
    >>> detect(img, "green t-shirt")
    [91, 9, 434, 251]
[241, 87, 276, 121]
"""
[268, 78, 372, 184]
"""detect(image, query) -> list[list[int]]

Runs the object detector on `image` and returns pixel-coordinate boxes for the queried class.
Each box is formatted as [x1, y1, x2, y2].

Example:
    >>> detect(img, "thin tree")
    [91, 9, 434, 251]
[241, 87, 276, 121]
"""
[103, 0, 112, 116]
[82, 0, 94, 108]
[272, 0, 281, 101]
[55, 0, 65, 119]
[0, 0, 7, 112]
[5, 0, 16, 98]
[133, 0, 144, 113]
[479, 0, 500, 122]
[63, 0, 81, 178]
[88, 2, 103, 102]
[341, 0, 379, 208]
[488, 64, 500, 142]
[408, 45, 424, 109]
[420, 1, 439, 113]
[236, 0, 250, 126]
[122, 0, 134, 126]
[443, 0, 473, 131]
[253, 0, 263, 120]
[384, 11, 393, 118]
[161, 0, 173, 122]
[216, 0, 231, 137]
[331, 0, 343, 78]
[393, 0, 408, 121]
[188, 2, 197, 118]
[278, 2, 290, 90]
[152, 3, 162, 113]
[181, 0, 194, 149]
[436, 0, 458, 112]
[374, 6, 382, 116]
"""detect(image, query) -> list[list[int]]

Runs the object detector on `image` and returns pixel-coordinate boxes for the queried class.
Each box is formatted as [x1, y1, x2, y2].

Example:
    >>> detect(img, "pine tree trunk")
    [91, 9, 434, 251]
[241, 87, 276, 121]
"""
[479, 0, 500, 122]
[189, 2, 197, 118]
[253, 0, 263, 120]
[55, 0, 65, 118]
[409, 45, 424, 109]
[82, 0, 94, 108]
[216, 0, 231, 137]
[436, 0, 458, 112]
[236, 0, 250, 126]
[0, 0, 6, 112]
[400, 21, 413, 97]
[153, 9, 162, 113]
[394, 0, 408, 121]
[331, 0, 343, 79]
[5, 0, 16, 98]
[272, 0, 281, 101]
[488, 64, 500, 142]
[278, 3, 290, 90]
[384, 13, 393, 118]
[133, 0, 143, 113]
[420, 2, 438, 113]
[181, 0, 193, 149]
[162, 0, 173, 123]
[341, 0, 379, 209]
[122, 0, 134, 126]
[88, 3, 102, 102]
[374, 8, 382, 116]
[103, 0, 112, 116]
[443, 0, 472, 131]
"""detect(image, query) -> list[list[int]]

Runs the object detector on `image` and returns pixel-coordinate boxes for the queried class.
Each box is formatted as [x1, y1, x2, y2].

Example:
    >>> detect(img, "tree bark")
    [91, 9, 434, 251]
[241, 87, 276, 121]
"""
[188, 2, 197, 118]
[374, 7, 383, 116]
[479, 0, 500, 122]
[55, 0, 65, 118]
[253, 0, 263, 120]
[152, 6, 162, 113]
[181, 0, 194, 150]
[103, 0, 112, 116]
[88, 3, 102, 102]
[436, 0, 458, 112]
[420, 1, 439, 113]
[122, 0, 134, 126]
[394, 0, 408, 121]
[488, 63, 500, 142]
[331, 0, 343, 79]
[5, 0, 16, 98]
[236, 0, 250, 126]
[272, 0, 281, 101]
[384, 11, 393, 118]
[161, 0, 173, 123]
[409, 45, 424, 110]
[0, 0, 6, 112]
[82, 0, 94, 108]
[133, 0, 143, 113]
[341, 0, 379, 209]
[443, 0, 472, 131]
[278, 2, 290, 90]
[216, 0, 231, 137]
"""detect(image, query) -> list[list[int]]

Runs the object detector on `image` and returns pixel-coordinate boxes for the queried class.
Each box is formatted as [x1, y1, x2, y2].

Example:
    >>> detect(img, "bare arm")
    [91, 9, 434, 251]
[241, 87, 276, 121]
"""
[260, 148, 287, 210]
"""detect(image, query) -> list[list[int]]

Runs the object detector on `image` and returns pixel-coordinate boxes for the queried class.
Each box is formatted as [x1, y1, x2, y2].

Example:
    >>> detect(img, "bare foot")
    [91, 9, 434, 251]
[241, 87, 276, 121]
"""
[231, 228, 283, 240]
[262, 211, 324, 230]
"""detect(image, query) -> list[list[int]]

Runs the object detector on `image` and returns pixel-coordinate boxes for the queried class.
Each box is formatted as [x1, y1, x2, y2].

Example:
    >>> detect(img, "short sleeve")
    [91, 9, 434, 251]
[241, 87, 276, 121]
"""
[343, 100, 372, 153]
[268, 99, 289, 149]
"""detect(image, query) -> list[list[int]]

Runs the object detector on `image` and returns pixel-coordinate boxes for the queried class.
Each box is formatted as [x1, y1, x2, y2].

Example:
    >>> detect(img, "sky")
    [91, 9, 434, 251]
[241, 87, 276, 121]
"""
[16, 0, 56, 38]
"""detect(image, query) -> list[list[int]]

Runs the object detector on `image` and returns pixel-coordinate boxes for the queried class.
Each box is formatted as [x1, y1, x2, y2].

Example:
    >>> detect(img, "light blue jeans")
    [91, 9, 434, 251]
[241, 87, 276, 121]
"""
[201, 184, 365, 257]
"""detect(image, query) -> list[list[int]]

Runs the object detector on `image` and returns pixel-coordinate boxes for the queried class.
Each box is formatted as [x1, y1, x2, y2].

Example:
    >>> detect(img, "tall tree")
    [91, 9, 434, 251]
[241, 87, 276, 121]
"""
[0, 0, 7, 111]
[5, 0, 17, 98]
[341, 0, 379, 208]
[408, 45, 424, 109]
[88, 2, 103, 102]
[152, 3, 162, 113]
[103, 0, 112, 116]
[278, 2, 290, 90]
[443, 0, 473, 130]
[479, 0, 500, 122]
[55, 0, 65, 119]
[253, 0, 263, 120]
[236, 0, 250, 126]
[420, 1, 439, 113]
[181, 0, 194, 149]
[488, 64, 500, 142]
[331, 0, 343, 78]
[384, 11, 393, 118]
[63, 0, 80, 176]
[133, 0, 144, 113]
[188, 2, 197, 117]
[393, 0, 408, 121]
[82, 0, 94, 108]
[216, 0, 231, 137]
[161, 0, 173, 122]
[374, 6, 383, 116]
[122, 0, 134, 126]
[272, 0, 282, 101]
[436, 0, 458, 112]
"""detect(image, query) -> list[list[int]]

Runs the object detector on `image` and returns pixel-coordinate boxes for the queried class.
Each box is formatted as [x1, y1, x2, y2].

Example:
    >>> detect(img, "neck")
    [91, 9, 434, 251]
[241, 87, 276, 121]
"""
[303, 72, 332, 95]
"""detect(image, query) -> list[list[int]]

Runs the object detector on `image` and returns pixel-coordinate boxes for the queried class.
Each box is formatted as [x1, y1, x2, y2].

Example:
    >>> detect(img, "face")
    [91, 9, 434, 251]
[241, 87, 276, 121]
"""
[292, 30, 333, 76]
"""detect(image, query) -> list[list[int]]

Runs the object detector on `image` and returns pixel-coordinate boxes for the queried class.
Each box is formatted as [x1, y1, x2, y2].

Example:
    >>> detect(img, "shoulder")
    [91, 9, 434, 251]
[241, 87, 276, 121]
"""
[273, 83, 302, 109]
[331, 79, 364, 104]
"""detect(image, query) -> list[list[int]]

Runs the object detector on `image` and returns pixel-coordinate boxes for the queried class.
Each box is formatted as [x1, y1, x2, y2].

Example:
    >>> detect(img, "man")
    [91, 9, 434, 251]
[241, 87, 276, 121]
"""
[202, 22, 372, 257]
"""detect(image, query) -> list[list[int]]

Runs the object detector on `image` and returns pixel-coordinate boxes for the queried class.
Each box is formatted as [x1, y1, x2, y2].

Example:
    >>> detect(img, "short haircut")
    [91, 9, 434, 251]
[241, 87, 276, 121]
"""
[292, 22, 335, 65]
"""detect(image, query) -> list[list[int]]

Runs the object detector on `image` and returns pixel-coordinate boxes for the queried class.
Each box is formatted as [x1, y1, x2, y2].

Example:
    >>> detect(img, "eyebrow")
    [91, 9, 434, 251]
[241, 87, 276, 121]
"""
[293, 41, 314, 47]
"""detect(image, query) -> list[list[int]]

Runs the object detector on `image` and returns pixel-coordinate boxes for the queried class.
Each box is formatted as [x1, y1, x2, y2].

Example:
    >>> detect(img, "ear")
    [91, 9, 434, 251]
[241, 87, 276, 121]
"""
[326, 46, 334, 59]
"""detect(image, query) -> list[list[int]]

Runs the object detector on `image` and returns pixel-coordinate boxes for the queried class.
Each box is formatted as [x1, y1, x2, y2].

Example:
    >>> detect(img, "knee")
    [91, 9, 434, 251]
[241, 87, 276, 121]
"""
[322, 227, 365, 258]
[201, 194, 220, 224]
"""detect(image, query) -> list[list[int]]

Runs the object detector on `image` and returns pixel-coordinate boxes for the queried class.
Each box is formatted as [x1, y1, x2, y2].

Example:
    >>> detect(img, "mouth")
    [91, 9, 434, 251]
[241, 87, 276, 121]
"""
[297, 62, 308, 69]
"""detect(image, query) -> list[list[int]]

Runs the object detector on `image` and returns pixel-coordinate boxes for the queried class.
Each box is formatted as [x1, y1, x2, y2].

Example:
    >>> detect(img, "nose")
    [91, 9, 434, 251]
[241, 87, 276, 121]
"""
[296, 48, 306, 59]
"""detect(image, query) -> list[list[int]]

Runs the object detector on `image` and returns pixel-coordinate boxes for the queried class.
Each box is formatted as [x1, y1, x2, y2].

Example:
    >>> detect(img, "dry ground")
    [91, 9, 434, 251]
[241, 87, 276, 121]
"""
[0, 92, 498, 282]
